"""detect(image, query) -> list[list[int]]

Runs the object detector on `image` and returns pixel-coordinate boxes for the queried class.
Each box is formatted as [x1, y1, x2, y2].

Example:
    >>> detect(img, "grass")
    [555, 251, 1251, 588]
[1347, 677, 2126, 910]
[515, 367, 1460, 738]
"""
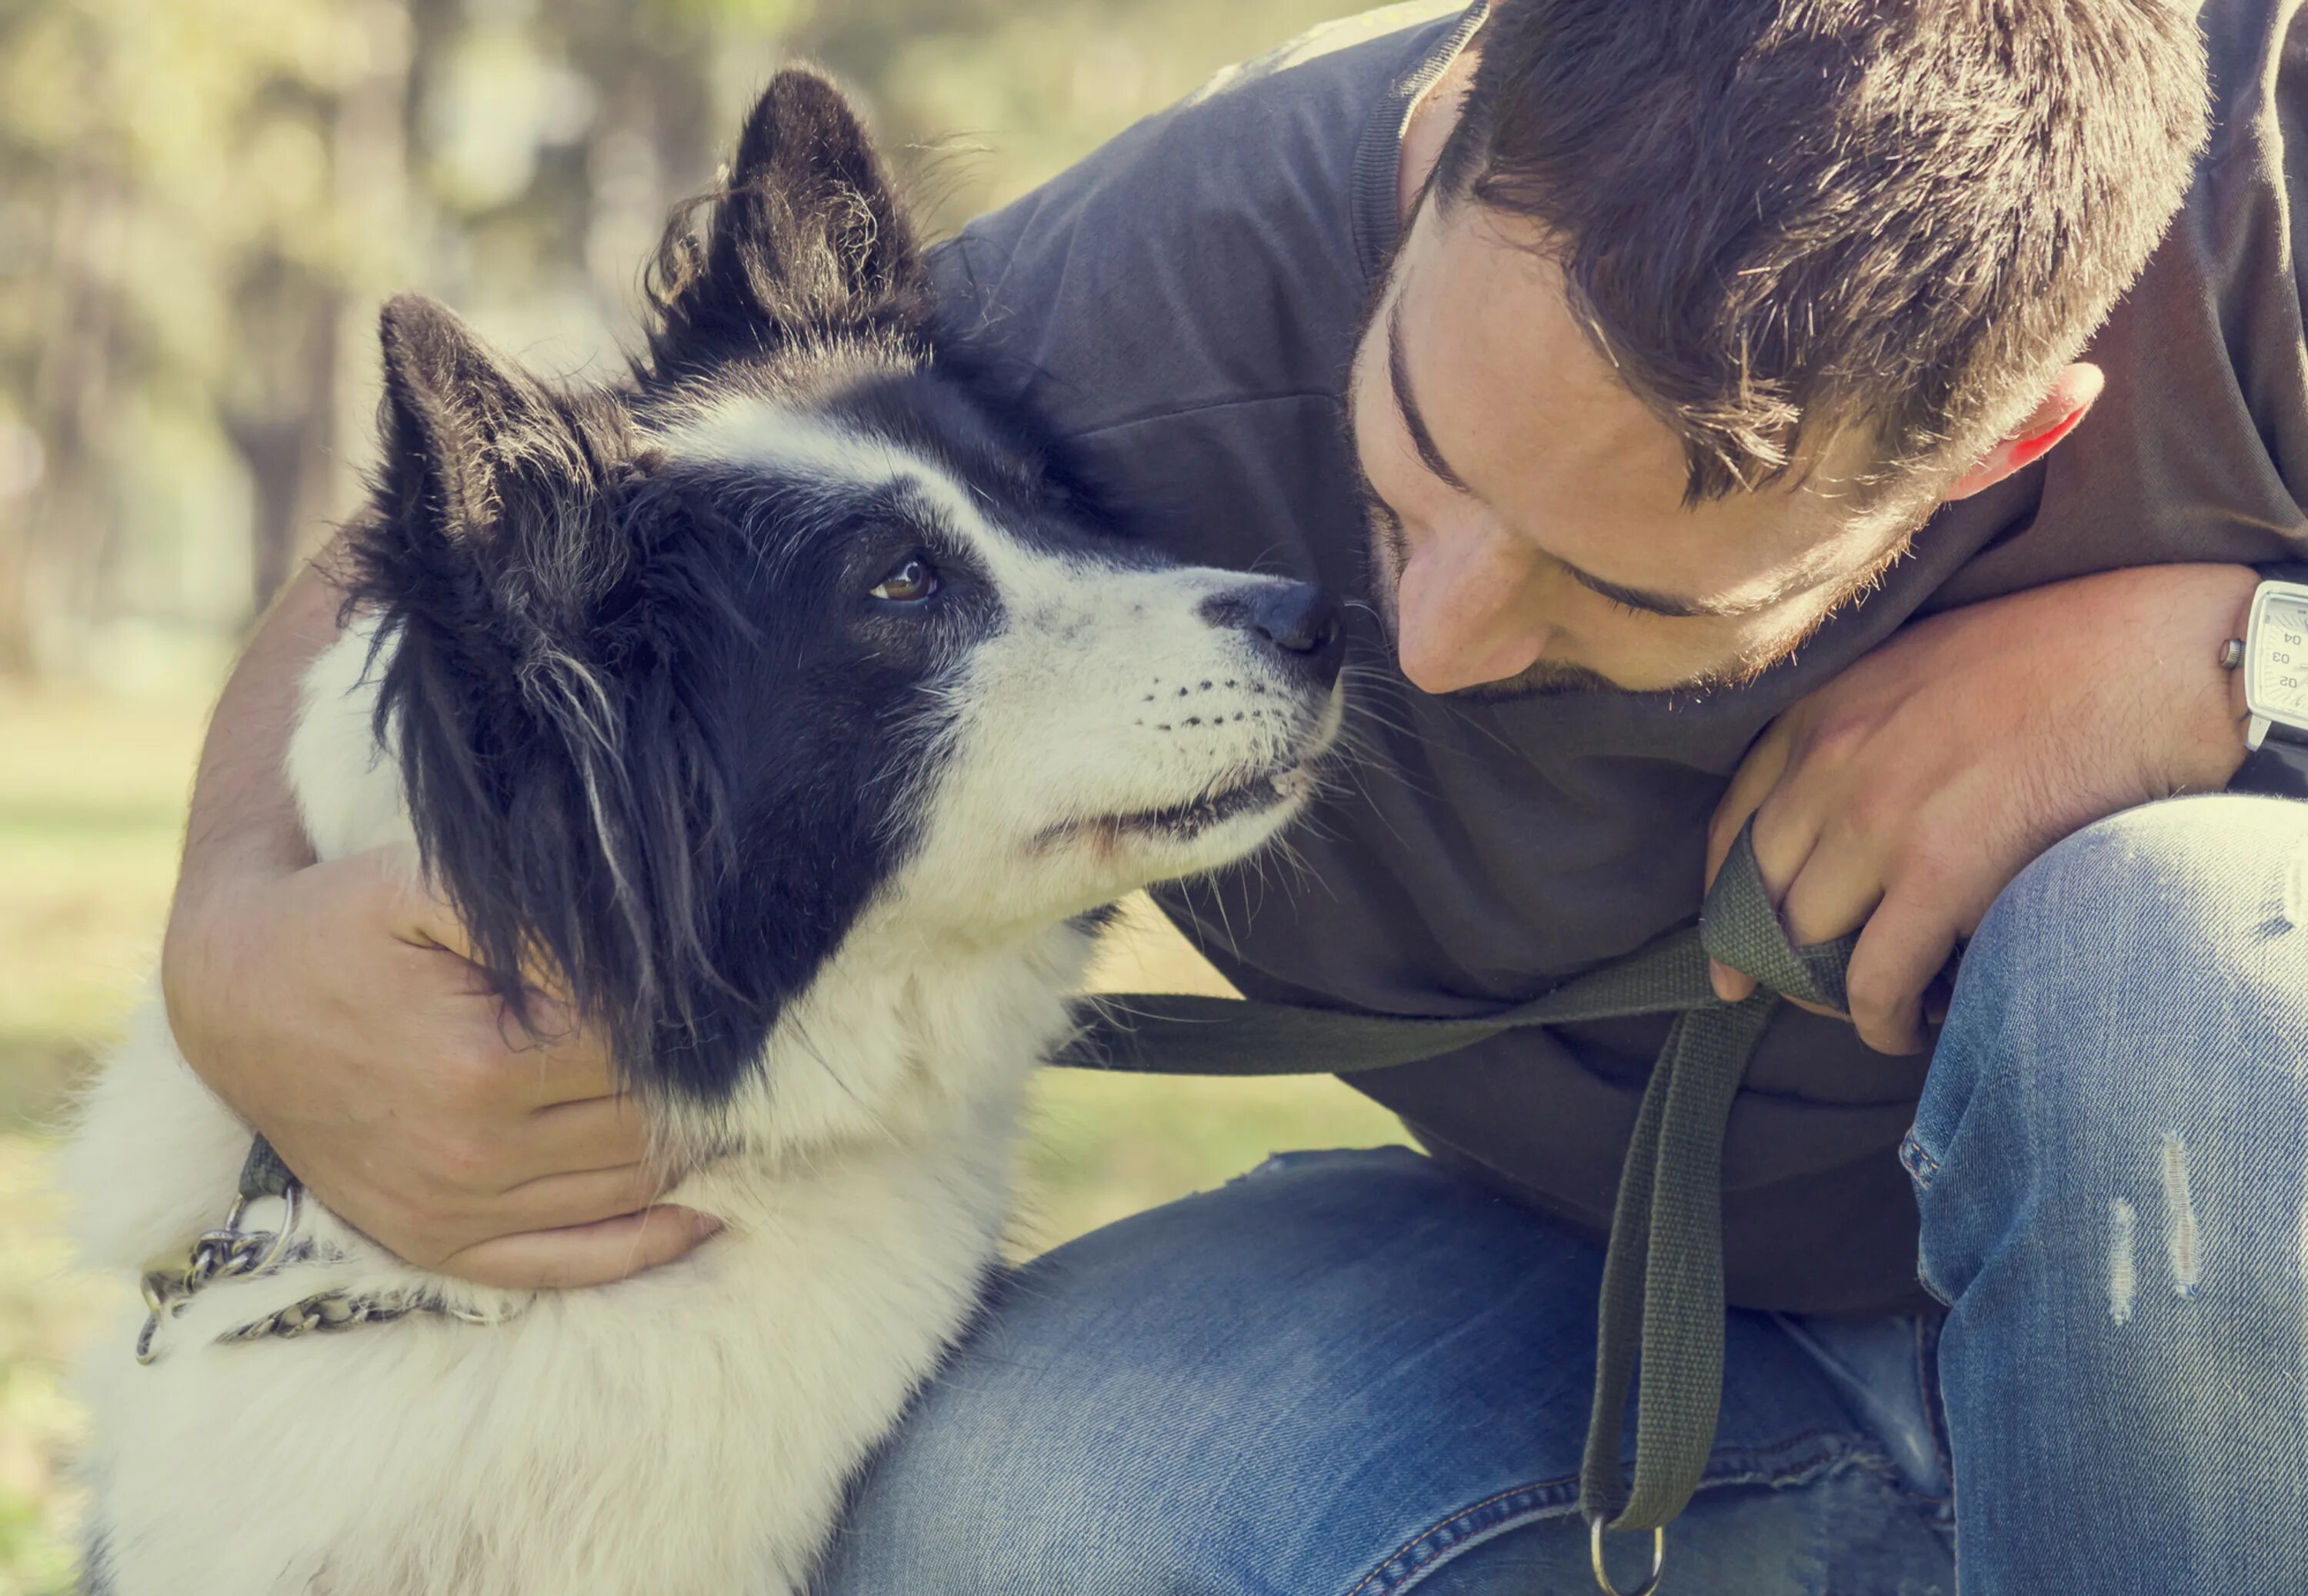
[0, 676, 1404, 1591]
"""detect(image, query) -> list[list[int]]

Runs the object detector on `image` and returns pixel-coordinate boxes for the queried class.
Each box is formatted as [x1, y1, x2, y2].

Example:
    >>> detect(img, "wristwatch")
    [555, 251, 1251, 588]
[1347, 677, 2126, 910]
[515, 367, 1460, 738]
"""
[2227, 565, 2308, 799]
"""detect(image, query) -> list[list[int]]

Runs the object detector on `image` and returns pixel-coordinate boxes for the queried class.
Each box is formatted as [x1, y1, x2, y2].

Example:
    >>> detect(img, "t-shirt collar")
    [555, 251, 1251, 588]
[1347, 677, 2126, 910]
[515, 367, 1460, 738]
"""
[1349, 2, 1491, 285]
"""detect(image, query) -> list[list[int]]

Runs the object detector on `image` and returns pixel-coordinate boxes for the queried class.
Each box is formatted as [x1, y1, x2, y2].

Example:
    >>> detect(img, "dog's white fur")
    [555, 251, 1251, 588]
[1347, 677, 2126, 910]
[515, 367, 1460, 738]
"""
[65, 400, 1339, 1596]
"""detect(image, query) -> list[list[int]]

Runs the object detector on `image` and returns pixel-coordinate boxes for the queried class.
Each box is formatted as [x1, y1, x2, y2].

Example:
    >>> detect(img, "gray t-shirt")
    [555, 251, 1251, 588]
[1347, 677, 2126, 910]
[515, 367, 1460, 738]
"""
[928, 0, 2308, 1314]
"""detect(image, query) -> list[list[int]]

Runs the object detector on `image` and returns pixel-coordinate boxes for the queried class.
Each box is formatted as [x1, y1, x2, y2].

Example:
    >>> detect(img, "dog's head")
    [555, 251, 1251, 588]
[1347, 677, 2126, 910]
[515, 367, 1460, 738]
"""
[341, 69, 1342, 1111]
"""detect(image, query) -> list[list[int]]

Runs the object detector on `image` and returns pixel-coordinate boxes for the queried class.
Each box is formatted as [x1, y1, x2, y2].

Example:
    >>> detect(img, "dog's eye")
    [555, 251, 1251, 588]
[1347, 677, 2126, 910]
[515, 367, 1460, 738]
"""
[869, 557, 939, 605]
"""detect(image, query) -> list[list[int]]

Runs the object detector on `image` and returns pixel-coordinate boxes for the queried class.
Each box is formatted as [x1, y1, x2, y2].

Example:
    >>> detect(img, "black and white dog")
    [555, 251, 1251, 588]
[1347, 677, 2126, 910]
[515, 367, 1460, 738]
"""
[65, 70, 1342, 1596]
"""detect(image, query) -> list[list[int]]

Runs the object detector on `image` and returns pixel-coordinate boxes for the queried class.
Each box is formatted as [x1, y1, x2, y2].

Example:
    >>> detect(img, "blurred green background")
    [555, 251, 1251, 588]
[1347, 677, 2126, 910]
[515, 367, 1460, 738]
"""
[0, 0, 1407, 1586]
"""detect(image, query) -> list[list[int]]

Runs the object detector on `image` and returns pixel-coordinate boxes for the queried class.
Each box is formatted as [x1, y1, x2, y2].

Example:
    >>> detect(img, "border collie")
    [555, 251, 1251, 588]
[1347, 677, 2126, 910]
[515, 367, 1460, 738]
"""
[64, 69, 1342, 1596]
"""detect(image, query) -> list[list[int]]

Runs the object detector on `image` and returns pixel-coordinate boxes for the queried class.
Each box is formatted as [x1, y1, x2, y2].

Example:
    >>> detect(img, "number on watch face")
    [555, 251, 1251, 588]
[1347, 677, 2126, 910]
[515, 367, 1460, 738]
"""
[2261, 595, 2308, 718]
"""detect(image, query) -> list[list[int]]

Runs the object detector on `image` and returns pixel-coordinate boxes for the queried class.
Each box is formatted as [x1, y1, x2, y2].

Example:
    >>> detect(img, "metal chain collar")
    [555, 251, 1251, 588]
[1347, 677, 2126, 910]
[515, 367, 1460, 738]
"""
[135, 1178, 495, 1364]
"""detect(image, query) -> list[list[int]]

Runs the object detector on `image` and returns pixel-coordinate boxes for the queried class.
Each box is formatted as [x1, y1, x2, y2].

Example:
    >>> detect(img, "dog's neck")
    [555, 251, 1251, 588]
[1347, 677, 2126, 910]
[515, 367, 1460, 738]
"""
[651, 903, 1092, 1175]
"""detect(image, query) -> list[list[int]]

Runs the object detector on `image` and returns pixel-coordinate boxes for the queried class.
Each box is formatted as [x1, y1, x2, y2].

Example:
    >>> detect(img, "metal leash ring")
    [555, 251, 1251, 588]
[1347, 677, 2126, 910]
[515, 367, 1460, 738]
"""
[135, 1171, 515, 1361]
[135, 1185, 303, 1364]
[1589, 1519, 1666, 1596]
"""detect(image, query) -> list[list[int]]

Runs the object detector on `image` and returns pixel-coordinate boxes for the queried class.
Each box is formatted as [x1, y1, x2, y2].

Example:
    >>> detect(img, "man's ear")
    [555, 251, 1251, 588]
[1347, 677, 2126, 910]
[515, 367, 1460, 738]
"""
[646, 68, 928, 375]
[1943, 362, 2106, 501]
[378, 292, 554, 538]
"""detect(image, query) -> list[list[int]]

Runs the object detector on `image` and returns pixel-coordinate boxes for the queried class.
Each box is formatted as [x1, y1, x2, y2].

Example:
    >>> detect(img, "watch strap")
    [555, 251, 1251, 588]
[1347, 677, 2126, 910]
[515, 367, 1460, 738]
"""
[2234, 723, 2308, 798]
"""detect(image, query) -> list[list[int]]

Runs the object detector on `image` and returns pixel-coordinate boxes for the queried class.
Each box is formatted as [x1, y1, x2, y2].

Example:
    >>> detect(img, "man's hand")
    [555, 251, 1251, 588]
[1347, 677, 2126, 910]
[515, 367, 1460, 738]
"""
[1706, 562, 2256, 1055]
[161, 845, 716, 1284]
[162, 845, 717, 1286]
[158, 558, 711, 1291]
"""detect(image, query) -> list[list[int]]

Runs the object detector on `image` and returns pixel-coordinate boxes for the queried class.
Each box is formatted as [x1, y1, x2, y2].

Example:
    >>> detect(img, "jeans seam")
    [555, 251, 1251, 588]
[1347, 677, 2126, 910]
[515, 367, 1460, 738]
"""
[1899, 1128, 1940, 1190]
[1349, 1430, 1868, 1594]
[1342, 1478, 1571, 1596]
[1912, 1311, 1956, 1524]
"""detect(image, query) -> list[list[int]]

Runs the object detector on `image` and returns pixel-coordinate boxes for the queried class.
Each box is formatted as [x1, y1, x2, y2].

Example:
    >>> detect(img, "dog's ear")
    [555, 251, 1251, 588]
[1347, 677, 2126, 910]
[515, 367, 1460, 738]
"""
[645, 68, 928, 375]
[359, 295, 732, 1100]
[377, 293, 565, 541]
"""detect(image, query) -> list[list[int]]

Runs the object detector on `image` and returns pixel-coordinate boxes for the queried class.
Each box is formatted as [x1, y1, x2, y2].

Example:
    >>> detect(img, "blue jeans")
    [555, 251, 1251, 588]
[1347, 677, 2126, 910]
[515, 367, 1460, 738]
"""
[813, 796, 2308, 1594]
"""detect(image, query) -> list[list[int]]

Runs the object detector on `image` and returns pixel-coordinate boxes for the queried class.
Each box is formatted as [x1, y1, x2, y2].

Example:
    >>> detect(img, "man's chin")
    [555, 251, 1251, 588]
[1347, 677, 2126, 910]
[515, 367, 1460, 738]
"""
[1439, 661, 1626, 701]
[1370, 605, 1636, 701]
[1396, 636, 1780, 702]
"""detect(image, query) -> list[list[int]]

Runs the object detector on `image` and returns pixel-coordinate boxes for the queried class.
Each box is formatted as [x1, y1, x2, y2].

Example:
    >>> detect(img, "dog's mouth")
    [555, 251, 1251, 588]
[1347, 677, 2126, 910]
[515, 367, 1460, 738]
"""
[1037, 754, 1324, 855]
[1032, 683, 1346, 858]
[1106, 759, 1317, 841]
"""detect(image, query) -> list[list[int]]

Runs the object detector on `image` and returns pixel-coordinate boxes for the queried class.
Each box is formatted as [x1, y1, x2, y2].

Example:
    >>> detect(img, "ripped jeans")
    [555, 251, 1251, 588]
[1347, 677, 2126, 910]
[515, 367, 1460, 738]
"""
[810, 796, 2308, 1594]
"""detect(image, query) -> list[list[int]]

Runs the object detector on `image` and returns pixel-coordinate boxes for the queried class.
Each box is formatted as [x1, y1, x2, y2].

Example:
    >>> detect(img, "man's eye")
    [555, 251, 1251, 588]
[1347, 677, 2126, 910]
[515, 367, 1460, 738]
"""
[869, 557, 939, 604]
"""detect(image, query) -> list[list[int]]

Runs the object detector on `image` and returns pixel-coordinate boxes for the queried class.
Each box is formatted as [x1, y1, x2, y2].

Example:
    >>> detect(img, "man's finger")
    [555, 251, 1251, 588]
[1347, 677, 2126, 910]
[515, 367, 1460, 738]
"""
[1776, 822, 1883, 953]
[489, 1160, 682, 1231]
[1707, 722, 1796, 1001]
[507, 1093, 659, 1181]
[1844, 898, 1959, 1057]
[365, 844, 575, 1002]
[1706, 721, 1794, 890]
[1745, 786, 1829, 914]
[485, 992, 624, 1101]
[1751, 830, 1878, 1019]
[434, 1204, 722, 1290]
[1713, 765, 1831, 1003]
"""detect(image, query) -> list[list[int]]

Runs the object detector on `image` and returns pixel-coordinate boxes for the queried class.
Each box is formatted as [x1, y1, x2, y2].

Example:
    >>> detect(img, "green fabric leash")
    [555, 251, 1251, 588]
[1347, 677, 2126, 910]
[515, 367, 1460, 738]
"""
[238, 1134, 297, 1203]
[1058, 818, 1855, 1543]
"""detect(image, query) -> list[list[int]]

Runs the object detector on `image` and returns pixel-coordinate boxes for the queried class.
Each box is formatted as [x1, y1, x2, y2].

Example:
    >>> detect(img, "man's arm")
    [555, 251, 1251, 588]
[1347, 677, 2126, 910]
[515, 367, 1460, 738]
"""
[159, 551, 714, 1287]
[1703, 561, 2256, 1055]
[172, 558, 337, 884]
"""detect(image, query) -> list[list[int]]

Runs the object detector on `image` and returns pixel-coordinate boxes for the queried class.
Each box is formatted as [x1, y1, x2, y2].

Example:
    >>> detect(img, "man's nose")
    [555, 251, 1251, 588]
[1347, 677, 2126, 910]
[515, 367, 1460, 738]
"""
[1199, 580, 1346, 688]
[1393, 544, 1549, 695]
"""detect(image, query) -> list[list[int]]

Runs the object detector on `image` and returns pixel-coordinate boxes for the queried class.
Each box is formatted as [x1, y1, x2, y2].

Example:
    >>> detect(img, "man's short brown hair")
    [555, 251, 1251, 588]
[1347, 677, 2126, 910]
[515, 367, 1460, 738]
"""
[1434, 0, 2210, 503]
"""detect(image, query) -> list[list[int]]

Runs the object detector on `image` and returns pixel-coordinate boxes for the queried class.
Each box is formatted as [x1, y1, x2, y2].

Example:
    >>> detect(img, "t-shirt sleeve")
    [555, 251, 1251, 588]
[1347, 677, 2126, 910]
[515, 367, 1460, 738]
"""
[1923, 0, 2308, 608]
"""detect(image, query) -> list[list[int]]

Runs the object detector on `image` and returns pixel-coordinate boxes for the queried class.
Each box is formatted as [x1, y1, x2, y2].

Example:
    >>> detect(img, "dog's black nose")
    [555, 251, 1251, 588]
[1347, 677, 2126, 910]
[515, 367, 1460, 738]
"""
[1202, 580, 1344, 688]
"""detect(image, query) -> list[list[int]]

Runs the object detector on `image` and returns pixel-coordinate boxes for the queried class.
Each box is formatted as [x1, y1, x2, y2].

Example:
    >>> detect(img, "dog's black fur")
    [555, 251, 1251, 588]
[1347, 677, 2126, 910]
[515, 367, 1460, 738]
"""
[340, 71, 1119, 1108]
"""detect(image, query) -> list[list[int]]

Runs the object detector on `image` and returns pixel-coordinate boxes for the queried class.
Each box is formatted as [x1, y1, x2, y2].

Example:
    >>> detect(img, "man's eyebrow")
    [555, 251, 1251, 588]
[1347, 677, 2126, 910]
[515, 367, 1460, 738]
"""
[1386, 292, 1476, 496]
[1382, 282, 1789, 621]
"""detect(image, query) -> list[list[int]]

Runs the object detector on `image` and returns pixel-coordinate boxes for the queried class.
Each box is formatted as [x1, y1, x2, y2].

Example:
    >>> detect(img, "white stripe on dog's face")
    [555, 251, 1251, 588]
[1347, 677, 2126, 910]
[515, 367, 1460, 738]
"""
[659, 392, 1343, 934]
[659, 401, 997, 551]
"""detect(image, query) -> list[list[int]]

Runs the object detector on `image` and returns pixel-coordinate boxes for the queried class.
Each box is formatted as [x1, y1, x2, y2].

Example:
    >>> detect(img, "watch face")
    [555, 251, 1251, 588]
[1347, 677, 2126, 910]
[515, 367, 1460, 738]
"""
[2255, 591, 2308, 721]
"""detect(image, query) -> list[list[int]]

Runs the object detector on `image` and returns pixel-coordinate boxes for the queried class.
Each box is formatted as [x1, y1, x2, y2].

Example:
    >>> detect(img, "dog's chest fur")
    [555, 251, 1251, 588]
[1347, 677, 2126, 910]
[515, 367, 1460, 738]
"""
[64, 625, 1090, 1596]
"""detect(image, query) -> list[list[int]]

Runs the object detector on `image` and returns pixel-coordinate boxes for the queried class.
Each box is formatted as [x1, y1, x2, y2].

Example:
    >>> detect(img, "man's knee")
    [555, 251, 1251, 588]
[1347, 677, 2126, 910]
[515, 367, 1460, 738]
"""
[1909, 796, 2308, 1300]
[1976, 795, 2308, 981]
[1913, 795, 2308, 1198]
[1942, 795, 2308, 1101]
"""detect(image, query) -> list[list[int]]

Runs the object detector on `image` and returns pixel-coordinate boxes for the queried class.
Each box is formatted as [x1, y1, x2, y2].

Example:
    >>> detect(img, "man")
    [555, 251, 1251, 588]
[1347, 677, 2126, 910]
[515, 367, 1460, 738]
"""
[158, 1, 2308, 1591]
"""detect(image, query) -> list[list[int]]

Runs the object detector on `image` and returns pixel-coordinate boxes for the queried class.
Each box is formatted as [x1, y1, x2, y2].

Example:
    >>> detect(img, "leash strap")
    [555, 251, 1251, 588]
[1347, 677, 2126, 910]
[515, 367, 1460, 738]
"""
[1059, 820, 1856, 1543]
[239, 1134, 295, 1201]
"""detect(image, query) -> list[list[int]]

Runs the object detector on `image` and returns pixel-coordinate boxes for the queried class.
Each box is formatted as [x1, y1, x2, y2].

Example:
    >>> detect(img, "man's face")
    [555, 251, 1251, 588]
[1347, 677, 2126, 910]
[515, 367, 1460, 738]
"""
[1346, 192, 1923, 698]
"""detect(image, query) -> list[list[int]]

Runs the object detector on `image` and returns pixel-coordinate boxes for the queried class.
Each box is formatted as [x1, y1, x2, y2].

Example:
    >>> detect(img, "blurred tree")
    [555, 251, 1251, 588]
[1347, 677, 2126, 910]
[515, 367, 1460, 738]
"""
[799, 0, 1349, 232]
[0, 0, 1350, 681]
[0, 0, 418, 668]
